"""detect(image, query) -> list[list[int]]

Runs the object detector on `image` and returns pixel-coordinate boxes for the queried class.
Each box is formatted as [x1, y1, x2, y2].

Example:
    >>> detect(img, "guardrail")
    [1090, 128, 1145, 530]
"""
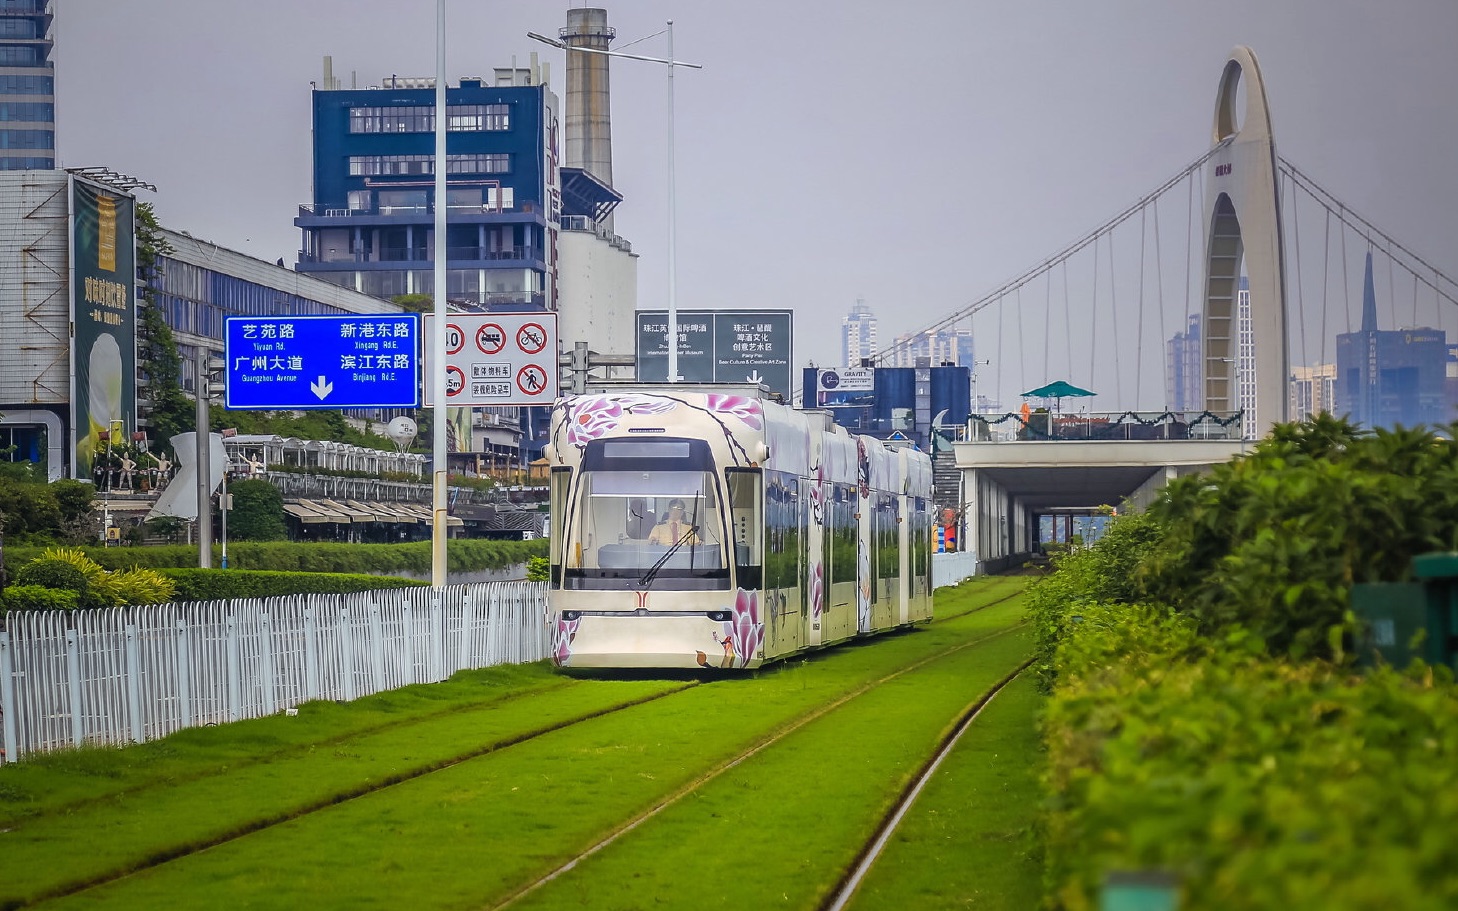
[0, 582, 549, 764]
[963, 410, 1245, 442]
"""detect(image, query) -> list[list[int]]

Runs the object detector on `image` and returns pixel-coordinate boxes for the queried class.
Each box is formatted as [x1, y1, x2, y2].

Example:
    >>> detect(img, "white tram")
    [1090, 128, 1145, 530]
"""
[544, 386, 934, 669]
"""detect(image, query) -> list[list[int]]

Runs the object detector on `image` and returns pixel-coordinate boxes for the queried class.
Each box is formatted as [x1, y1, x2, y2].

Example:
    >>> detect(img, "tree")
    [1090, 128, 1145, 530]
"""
[227, 478, 288, 541]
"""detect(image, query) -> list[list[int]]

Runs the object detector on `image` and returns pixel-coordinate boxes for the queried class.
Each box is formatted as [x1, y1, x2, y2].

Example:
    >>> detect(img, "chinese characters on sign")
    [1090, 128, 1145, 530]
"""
[635, 310, 793, 399]
[423, 313, 559, 406]
[224, 315, 421, 410]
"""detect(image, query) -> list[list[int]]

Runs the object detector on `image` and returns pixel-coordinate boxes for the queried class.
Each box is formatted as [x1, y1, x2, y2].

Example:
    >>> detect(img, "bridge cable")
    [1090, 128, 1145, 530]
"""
[1320, 209, 1332, 365]
[1153, 192, 1167, 408]
[1339, 206, 1353, 332]
[1288, 167, 1309, 372]
[869, 142, 1232, 366]
[1090, 233, 1100, 389]
[1016, 285, 1025, 396]
[1043, 266, 1052, 387]
[1108, 227, 1122, 406]
[1061, 259, 1072, 385]
[1184, 170, 1195, 404]
[1136, 205, 1148, 410]
[995, 291, 1004, 408]
[1279, 158, 1458, 309]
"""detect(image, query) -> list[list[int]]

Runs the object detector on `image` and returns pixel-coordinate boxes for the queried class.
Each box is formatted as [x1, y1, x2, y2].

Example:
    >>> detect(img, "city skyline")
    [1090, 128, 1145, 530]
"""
[50, 1, 1458, 388]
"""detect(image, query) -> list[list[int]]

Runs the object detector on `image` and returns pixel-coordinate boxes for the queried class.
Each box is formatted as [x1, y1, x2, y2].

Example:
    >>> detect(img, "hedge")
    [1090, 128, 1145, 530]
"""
[1, 584, 81, 612]
[1041, 601, 1458, 910]
[7, 538, 546, 576]
[159, 569, 428, 601]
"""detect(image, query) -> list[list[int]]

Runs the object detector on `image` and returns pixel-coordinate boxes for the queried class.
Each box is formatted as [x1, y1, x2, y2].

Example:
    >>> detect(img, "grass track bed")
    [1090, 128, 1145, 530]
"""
[12, 579, 1032, 910]
[503, 629, 1034, 910]
[843, 672, 1045, 910]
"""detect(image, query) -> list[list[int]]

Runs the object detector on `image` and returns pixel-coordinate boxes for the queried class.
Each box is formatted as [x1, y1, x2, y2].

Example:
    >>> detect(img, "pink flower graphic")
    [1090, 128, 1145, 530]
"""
[809, 560, 824, 619]
[718, 588, 763, 668]
[614, 394, 677, 415]
[551, 616, 581, 666]
[706, 394, 763, 430]
[565, 397, 624, 448]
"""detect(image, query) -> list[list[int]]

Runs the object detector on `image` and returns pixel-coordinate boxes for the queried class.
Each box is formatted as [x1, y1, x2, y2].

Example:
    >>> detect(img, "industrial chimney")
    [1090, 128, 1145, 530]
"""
[561, 8, 616, 225]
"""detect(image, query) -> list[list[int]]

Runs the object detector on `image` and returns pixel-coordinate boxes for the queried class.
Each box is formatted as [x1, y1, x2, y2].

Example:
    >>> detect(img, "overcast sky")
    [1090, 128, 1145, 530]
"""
[54, 0, 1458, 408]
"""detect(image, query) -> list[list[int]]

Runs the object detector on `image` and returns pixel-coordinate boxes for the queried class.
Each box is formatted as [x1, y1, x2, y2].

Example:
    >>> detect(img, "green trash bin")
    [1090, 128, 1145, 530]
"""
[1351, 552, 1458, 670]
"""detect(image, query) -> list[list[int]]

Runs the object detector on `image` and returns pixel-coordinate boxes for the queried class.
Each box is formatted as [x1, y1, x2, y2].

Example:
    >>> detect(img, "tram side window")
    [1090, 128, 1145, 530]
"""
[875, 493, 899, 600]
[765, 471, 799, 597]
[830, 484, 857, 584]
[725, 468, 763, 588]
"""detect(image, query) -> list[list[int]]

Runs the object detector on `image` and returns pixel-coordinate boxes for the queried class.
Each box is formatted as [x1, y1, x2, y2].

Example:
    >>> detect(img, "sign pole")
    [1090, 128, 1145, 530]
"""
[196, 348, 212, 569]
[431, 0, 448, 587]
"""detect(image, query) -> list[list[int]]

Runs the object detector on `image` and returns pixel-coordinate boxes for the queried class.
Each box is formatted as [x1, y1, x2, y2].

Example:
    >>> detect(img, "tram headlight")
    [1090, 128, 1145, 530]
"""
[561, 610, 581, 621]
[707, 611, 730, 622]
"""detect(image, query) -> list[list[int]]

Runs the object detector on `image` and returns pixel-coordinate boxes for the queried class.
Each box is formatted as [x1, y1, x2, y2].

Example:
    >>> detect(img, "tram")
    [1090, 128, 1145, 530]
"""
[544, 385, 934, 669]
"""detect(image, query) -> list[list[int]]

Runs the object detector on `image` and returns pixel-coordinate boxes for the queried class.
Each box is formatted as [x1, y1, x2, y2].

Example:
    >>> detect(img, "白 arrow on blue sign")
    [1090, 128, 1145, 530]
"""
[224, 314, 420, 410]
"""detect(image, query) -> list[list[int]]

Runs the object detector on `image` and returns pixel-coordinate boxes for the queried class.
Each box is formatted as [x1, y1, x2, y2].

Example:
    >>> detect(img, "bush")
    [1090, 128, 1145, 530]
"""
[13, 558, 90, 594]
[0, 584, 80, 612]
[1041, 600, 1458, 910]
[160, 568, 427, 601]
[526, 555, 548, 582]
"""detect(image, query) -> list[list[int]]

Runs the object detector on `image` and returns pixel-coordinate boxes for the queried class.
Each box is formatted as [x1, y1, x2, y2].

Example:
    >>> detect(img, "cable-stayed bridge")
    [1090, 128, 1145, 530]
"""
[880, 47, 1458, 571]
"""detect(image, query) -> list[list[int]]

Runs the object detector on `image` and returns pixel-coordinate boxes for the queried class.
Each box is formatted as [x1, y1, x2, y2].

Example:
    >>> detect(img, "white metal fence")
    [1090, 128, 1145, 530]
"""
[932, 551, 979, 588]
[0, 582, 549, 765]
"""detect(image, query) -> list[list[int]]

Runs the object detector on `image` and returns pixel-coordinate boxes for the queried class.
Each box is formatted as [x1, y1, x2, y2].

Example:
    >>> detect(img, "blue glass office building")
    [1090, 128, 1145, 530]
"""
[0, 0, 53, 170]
[295, 72, 562, 310]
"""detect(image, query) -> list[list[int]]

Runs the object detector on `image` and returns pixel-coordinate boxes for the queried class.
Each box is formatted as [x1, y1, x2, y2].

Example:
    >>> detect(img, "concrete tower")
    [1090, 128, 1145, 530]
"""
[561, 7, 615, 228]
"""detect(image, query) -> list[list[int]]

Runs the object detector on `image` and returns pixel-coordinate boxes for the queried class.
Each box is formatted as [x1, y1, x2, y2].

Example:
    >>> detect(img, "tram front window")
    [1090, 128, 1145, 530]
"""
[566, 469, 728, 590]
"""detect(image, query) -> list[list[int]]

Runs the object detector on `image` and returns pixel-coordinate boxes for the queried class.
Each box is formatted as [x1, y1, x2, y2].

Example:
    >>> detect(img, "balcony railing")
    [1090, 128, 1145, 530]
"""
[963, 410, 1245, 442]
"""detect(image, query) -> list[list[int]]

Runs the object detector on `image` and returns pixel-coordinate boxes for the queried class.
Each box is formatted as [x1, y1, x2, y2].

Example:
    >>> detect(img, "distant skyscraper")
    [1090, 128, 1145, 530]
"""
[886, 328, 975, 369]
[1289, 364, 1337, 422]
[842, 298, 878, 366]
[0, 0, 54, 171]
[1165, 313, 1201, 411]
[1335, 252, 1448, 429]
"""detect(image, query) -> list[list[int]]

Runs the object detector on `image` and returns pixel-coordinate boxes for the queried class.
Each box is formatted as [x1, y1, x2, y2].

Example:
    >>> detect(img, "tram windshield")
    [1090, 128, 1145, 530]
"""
[564, 468, 729, 590]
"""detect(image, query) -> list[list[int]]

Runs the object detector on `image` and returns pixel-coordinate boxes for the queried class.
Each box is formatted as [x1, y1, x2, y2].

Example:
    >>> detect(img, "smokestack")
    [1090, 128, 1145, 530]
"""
[562, 8, 615, 203]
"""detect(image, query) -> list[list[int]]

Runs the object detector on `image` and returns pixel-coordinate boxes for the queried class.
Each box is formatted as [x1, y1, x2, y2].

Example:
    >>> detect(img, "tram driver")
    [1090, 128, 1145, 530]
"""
[647, 499, 705, 546]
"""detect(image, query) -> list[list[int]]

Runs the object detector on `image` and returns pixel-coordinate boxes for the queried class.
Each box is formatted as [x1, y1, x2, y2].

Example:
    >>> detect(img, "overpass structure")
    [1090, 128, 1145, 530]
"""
[952, 434, 1244, 572]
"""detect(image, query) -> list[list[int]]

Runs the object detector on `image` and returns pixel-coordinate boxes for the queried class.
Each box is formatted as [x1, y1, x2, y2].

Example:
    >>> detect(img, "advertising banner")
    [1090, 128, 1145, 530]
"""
[71, 180, 136, 480]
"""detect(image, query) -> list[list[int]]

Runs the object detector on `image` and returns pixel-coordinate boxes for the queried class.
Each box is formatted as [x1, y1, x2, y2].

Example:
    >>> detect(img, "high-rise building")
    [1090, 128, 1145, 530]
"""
[1165, 313, 1201, 412]
[295, 62, 566, 311]
[886, 328, 975, 369]
[0, 0, 54, 171]
[1335, 252, 1448, 429]
[841, 298, 877, 366]
[1289, 363, 1337, 421]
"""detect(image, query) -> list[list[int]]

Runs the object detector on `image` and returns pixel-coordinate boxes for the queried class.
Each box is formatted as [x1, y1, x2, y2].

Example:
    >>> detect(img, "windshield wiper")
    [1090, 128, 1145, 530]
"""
[638, 524, 699, 588]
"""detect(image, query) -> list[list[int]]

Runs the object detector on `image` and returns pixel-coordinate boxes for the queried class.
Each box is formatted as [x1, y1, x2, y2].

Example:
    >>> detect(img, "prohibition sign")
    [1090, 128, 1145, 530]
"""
[444, 323, 466, 356]
[516, 322, 548, 355]
[445, 365, 466, 397]
[476, 323, 506, 355]
[516, 364, 549, 396]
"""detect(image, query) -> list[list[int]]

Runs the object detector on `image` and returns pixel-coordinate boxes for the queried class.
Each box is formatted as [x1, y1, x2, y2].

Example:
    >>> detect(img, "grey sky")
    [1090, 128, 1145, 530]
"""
[54, 1, 1458, 407]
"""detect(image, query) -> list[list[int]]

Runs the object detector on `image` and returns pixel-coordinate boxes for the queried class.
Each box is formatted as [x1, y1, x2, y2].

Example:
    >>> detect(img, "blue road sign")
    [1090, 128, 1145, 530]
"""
[224, 314, 420, 410]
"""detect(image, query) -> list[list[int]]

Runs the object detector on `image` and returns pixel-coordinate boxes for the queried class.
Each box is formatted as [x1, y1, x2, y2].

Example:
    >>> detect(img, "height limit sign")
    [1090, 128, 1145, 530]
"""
[424, 312, 559, 406]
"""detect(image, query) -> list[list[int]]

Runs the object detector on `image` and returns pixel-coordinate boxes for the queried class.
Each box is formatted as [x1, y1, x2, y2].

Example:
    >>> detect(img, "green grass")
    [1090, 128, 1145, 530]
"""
[7, 579, 1036, 910]
[504, 629, 1035, 910]
[844, 672, 1046, 910]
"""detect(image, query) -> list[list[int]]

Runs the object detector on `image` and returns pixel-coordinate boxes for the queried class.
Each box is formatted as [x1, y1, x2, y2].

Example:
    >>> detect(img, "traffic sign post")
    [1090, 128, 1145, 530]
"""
[224, 315, 421, 410]
[424, 313, 559, 406]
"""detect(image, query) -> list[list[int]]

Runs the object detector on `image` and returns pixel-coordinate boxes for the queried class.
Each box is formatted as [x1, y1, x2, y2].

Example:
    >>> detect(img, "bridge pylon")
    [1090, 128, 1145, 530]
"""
[1202, 46, 1289, 435]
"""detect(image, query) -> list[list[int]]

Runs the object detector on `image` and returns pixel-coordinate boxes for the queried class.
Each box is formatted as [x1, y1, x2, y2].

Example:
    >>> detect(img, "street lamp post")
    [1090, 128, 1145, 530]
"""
[528, 22, 702, 383]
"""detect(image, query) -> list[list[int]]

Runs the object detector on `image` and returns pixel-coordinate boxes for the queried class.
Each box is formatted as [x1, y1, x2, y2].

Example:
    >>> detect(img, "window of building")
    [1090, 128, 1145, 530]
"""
[347, 103, 510, 134]
[0, 46, 41, 65]
[0, 102, 53, 121]
[346, 189, 371, 211]
[0, 18, 41, 37]
[0, 128, 53, 149]
[0, 75, 51, 95]
[377, 189, 427, 214]
[348, 153, 509, 176]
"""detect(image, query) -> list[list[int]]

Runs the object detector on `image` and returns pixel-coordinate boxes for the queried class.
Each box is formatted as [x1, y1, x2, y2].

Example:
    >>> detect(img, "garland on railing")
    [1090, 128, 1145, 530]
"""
[967, 410, 1244, 441]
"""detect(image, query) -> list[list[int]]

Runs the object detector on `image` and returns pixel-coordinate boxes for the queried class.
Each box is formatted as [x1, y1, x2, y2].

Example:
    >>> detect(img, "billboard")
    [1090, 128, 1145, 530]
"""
[635, 310, 793, 399]
[71, 179, 136, 480]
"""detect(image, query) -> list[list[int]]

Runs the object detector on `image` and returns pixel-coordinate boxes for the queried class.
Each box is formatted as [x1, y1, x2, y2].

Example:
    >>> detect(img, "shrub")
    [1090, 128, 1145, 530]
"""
[0, 584, 80, 612]
[13, 558, 90, 595]
[526, 555, 548, 582]
[17, 547, 176, 607]
[160, 568, 427, 601]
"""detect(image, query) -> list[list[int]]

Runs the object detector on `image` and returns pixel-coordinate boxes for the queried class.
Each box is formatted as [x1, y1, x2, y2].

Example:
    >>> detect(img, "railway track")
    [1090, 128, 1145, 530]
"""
[7, 583, 1032, 909]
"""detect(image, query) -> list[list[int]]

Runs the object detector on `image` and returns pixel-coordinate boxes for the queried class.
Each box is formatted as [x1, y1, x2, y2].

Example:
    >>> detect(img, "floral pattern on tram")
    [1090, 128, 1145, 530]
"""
[705, 394, 763, 430]
[551, 615, 581, 667]
[558, 394, 677, 449]
[809, 560, 824, 620]
[698, 588, 763, 669]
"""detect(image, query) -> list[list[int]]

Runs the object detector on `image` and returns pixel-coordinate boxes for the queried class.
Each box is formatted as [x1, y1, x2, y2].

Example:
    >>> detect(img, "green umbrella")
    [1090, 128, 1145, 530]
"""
[1021, 380, 1096, 415]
